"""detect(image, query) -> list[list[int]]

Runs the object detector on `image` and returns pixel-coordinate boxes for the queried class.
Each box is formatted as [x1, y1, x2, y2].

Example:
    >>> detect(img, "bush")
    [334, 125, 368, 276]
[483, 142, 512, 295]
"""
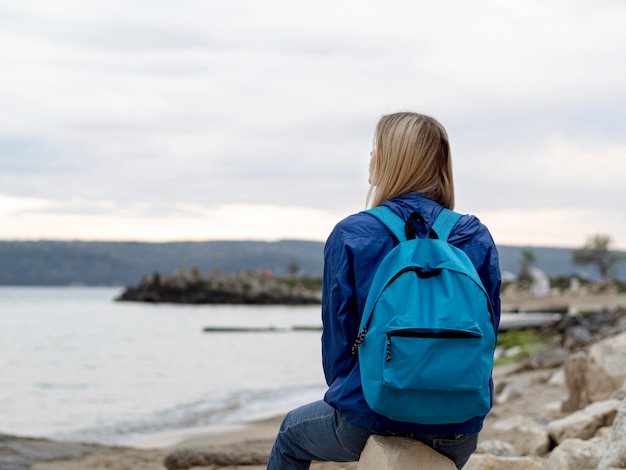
[495, 328, 556, 366]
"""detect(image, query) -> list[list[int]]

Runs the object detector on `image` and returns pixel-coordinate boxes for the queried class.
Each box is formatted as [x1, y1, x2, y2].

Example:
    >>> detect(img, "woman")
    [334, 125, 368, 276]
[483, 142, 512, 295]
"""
[267, 112, 501, 470]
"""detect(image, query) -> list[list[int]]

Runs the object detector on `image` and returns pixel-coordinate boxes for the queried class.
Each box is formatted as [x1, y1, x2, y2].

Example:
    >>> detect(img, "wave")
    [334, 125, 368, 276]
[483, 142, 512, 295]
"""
[54, 383, 327, 446]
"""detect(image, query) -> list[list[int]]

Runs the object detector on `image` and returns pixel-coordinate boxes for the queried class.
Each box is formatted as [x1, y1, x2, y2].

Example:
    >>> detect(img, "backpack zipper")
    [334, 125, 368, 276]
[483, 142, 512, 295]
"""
[385, 329, 480, 362]
[351, 325, 368, 356]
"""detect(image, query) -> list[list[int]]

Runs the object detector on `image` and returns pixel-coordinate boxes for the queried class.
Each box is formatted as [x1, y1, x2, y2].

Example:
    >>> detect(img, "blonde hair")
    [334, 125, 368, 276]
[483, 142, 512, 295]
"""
[366, 112, 454, 209]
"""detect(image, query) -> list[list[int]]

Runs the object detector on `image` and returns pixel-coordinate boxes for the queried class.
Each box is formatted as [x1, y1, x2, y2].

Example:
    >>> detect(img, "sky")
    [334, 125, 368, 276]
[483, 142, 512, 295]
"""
[1, 0, 625, 249]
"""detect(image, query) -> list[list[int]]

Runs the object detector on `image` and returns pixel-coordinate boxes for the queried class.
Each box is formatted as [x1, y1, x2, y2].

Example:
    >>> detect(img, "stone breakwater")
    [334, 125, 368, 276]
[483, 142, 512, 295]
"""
[117, 268, 322, 305]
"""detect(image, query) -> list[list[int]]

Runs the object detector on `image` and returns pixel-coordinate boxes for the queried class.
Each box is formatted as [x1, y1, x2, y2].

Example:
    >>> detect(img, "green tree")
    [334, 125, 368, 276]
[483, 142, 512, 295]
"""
[572, 234, 623, 280]
[287, 262, 301, 278]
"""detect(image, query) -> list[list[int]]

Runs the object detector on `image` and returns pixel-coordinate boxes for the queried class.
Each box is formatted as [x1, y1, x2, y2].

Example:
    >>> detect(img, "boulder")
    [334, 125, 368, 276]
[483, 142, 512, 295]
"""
[547, 399, 620, 444]
[357, 435, 455, 470]
[163, 440, 270, 469]
[490, 415, 550, 456]
[585, 331, 626, 402]
[598, 397, 626, 470]
[464, 453, 544, 469]
[544, 436, 609, 470]
[561, 351, 590, 412]
[476, 439, 518, 457]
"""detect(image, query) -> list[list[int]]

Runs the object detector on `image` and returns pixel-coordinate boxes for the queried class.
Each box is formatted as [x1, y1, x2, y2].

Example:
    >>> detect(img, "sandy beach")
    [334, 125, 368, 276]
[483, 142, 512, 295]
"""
[9, 291, 626, 470]
[25, 413, 354, 470]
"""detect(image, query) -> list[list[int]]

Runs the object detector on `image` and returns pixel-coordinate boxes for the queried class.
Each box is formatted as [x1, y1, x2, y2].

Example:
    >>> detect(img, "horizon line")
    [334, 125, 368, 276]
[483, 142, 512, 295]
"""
[0, 237, 615, 251]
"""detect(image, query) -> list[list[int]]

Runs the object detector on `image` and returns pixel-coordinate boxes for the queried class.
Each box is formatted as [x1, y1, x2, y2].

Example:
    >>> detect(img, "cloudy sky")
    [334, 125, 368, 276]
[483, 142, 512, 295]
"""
[1, 0, 625, 248]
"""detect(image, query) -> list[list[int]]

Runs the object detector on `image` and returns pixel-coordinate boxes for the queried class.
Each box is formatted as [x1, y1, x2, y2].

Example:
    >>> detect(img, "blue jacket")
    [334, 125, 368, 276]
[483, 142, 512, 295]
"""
[321, 193, 501, 435]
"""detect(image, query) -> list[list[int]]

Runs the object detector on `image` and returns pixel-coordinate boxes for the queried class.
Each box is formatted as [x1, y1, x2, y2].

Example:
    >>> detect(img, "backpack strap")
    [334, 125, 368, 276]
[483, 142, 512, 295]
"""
[431, 208, 463, 241]
[363, 205, 407, 242]
[365, 206, 463, 242]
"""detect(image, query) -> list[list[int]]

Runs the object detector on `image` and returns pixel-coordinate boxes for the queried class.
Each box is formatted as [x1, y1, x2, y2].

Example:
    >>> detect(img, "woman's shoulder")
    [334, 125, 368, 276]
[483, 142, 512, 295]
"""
[450, 212, 495, 247]
[325, 210, 395, 262]
[330, 210, 389, 240]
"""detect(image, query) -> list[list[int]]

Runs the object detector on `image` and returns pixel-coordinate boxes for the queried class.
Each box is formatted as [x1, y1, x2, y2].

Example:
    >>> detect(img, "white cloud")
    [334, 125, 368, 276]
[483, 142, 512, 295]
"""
[0, 0, 625, 247]
[478, 207, 626, 250]
[0, 194, 343, 241]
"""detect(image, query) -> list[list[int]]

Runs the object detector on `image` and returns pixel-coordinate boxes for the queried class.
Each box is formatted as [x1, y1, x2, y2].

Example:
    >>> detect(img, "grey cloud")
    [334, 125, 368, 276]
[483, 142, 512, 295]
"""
[1, 0, 625, 242]
[448, 95, 626, 149]
[76, 23, 224, 52]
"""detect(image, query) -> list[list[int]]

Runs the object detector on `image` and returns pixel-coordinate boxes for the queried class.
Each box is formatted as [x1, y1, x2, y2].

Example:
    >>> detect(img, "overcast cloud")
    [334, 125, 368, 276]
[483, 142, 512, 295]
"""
[1, 0, 625, 248]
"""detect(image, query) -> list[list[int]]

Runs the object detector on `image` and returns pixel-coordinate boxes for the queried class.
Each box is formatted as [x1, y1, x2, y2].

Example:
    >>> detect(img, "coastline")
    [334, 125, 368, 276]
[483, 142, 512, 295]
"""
[12, 414, 285, 470]
[8, 291, 626, 470]
[22, 413, 298, 470]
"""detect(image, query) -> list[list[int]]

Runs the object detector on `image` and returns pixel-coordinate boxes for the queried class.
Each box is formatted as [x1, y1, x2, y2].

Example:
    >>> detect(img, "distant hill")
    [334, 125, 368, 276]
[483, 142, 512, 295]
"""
[0, 240, 325, 286]
[0, 240, 624, 286]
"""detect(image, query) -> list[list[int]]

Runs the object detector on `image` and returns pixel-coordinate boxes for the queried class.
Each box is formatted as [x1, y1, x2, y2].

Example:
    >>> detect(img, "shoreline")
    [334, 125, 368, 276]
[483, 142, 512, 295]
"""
[123, 412, 286, 450]
[7, 364, 567, 470]
[5, 414, 285, 470]
[8, 291, 626, 470]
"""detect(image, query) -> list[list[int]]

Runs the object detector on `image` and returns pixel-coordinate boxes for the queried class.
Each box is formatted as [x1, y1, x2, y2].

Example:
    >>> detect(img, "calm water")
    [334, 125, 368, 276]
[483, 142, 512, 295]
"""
[0, 287, 326, 445]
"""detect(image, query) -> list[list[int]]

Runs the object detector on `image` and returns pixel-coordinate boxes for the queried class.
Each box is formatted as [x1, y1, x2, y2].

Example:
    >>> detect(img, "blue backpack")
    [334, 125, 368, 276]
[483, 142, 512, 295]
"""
[353, 206, 496, 424]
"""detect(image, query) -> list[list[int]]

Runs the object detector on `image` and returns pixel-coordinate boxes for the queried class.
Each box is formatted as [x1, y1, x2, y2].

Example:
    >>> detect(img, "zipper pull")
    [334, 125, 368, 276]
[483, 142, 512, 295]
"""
[351, 326, 368, 356]
[385, 334, 392, 362]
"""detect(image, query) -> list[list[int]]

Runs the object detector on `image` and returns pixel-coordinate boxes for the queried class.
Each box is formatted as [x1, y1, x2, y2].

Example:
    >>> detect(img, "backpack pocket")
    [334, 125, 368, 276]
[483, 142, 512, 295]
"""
[382, 318, 483, 392]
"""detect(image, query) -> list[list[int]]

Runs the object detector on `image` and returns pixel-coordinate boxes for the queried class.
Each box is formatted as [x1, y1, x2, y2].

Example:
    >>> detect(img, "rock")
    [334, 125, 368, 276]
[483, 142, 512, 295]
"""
[548, 368, 566, 386]
[464, 453, 544, 469]
[547, 399, 621, 444]
[118, 268, 322, 305]
[527, 345, 570, 369]
[586, 331, 626, 402]
[495, 371, 553, 405]
[544, 436, 609, 470]
[561, 351, 590, 412]
[163, 439, 271, 469]
[476, 439, 518, 457]
[0, 434, 93, 470]
[356, 435, 455, 469]
[495, 382, 524, 404]
[563, 324, 594, 349]
[598, 397, 626, 470]
[164, 449, 264, 469]
[612, 383, 626, 400]
[490, 415, 550, 456]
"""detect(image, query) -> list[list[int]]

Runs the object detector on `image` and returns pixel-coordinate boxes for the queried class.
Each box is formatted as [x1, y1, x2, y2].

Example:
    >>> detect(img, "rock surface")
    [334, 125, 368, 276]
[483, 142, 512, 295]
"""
[357, 435, 456, 469]
[466, 302, 626, 469]
[117, 268, 322, 304]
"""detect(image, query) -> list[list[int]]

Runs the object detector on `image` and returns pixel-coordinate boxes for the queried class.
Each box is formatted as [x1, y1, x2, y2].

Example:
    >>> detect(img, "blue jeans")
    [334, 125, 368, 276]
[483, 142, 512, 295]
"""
[267, 400, 478, 470]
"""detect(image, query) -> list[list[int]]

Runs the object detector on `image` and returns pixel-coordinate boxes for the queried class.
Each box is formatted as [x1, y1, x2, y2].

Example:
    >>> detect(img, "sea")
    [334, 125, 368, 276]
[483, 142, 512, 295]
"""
[0, 286, 327, 447]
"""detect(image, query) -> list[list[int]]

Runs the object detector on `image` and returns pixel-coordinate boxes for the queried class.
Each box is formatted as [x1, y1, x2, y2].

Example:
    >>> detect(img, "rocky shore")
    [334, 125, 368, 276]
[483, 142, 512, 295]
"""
[5, 292, 626, 470]
[117, 268, 322, 305]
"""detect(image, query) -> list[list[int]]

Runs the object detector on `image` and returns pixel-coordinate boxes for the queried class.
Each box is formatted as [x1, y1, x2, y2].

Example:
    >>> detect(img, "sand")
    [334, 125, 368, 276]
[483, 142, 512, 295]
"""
[27, 414, 355, 470]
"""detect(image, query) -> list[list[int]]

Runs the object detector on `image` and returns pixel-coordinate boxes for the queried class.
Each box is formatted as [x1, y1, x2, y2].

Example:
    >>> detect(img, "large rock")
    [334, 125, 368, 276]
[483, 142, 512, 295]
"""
[163, 440, 270, 469]
[561, 351, 590, 412]
[490, 415, 550, 456]
[0, 434, 93, 470]
[544, 436, 609, 470]
[464, 453, 544, 469]
[585, 331, 626, 402]
[547, 399, 620, 444]
[357, 435, 455, 470]
[476, 439, 518, 457]
[598, 397, 626, 470]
